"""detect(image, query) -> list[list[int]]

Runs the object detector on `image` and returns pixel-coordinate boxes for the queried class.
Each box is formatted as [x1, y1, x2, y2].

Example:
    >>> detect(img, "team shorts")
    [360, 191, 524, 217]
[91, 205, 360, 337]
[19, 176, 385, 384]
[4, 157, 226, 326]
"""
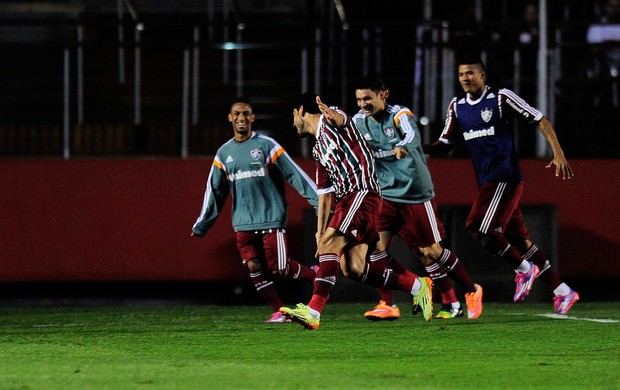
[466, 181, 530, 241]
[235, 228, 288, 271]
[329, 189, 381, 245]
[377, 198, 445, 250]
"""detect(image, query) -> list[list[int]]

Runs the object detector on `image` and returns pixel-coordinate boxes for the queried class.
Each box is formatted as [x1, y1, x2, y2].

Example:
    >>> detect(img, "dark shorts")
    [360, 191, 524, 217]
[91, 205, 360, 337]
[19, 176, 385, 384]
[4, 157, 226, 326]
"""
[377, 198, 445, 250]
[235, 228, 288, 271]
[466, 181, 530, 240]
[330, 189, 381, 245]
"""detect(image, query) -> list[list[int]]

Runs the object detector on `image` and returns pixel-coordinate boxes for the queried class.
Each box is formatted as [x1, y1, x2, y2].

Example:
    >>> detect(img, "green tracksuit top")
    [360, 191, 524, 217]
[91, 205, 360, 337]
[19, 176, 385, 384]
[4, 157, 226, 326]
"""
[192, 132, 318, 235]
[353, 105, 435, 204]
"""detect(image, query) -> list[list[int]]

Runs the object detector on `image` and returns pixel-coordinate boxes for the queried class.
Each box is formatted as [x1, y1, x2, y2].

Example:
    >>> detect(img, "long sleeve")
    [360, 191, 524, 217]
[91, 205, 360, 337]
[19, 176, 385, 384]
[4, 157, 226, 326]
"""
[191, 157, 230, 236]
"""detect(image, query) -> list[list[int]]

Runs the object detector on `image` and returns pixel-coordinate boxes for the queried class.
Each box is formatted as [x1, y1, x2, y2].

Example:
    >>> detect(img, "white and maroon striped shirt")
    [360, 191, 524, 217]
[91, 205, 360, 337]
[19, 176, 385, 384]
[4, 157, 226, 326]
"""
[312, 107, 380, 201]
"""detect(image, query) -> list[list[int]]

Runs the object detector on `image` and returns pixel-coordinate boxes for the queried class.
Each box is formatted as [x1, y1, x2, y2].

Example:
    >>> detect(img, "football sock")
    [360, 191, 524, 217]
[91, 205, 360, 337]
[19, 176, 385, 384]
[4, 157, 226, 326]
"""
[479, 234, 524, 269]
[440, 288, 459, 305]
[437, 249, 476, 293]
[553, 282, 571, 296]
[379, 289, 394, 306]
[368, 250, 391, 269]
[285, 260, 316, 281]
[307, 306, 321, 319]
[522, 245, 562, 290]
[429, 271, 452, 295]
[308, 253, 339, 314]
[410, 278, 422, 295]
[364, 262, 416, 293]
[515, 260, 531, 273]
[250, 270, 282, 311]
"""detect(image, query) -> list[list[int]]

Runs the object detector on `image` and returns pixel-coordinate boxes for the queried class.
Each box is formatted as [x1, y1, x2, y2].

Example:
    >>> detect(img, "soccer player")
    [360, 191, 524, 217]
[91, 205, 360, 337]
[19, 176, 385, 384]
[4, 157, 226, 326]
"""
[423, 55, 579, 315]
[192, 97, 319, 323]
[279, 92, 433, 330]
[353, 74, 483, 320]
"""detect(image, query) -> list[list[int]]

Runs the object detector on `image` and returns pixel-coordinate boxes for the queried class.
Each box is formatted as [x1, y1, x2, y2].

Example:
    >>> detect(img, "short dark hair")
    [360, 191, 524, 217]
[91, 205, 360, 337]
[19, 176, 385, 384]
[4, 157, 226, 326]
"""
[230, 96, 252, 110]
[354, 73, 388, 92]
[457, 54, 486, 72]
[294, 92, 321, 114]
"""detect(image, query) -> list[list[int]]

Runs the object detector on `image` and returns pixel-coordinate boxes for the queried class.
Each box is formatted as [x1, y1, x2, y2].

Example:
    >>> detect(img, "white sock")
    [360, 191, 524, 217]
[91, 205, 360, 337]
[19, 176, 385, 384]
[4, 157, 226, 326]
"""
[411, 278, 421, 295]
[308, 307, 320, 319]
[553, 283, 571, 296]
[515, 260, 531, 273]
[451, 302, 461, 309]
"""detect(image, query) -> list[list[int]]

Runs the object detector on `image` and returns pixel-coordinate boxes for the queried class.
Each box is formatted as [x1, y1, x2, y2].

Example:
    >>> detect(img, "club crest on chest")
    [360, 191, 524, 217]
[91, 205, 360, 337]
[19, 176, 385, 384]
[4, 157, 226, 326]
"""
[250, 149, 262, 161]
[481, 108, 493, 123]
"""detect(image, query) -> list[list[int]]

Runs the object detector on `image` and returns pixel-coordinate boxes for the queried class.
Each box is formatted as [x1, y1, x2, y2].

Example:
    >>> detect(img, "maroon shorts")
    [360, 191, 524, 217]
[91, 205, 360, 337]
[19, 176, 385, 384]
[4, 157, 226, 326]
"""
[466, 181, 530, 240]
[235, 228, 288, 271]
[377, 198, 445, 250]
[329, 189, 381, 245]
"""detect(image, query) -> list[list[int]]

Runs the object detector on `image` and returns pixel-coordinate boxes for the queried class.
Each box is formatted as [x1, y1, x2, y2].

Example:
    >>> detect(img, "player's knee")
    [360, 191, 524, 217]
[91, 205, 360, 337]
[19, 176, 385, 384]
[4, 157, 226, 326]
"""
[419, 255, 433, 266]
[245, 259, 262, 273]
[419, 243, 443, 260]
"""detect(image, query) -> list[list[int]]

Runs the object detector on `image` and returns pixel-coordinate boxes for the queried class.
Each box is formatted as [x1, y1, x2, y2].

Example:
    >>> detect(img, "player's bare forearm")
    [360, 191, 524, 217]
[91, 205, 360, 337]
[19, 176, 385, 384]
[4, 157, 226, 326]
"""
[538, 117, 575, 180]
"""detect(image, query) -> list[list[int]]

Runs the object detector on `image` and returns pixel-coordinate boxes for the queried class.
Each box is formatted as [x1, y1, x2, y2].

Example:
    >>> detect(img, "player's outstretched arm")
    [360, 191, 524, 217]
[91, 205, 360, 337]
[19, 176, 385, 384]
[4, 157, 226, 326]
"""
[316, 96, 344, 127]
[538, 117, 574, 180]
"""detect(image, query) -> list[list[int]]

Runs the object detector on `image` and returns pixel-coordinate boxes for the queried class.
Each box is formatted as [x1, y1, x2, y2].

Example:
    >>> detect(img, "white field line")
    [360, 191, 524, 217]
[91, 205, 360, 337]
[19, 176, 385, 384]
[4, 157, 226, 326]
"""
[535, 313, 618, 323]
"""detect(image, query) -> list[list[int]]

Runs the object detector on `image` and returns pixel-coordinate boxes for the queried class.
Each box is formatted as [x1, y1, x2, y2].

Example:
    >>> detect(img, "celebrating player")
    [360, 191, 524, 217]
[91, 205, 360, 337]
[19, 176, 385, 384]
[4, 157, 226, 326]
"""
[192, 97, 319, 322]
[423, 55, 579, 314]
[353, 74, 483, 320]
[279, 93, 433, 330]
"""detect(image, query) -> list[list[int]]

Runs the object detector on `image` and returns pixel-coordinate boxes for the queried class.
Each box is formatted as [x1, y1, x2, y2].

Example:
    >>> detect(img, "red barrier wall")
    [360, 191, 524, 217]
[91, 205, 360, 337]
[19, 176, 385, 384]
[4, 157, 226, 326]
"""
[1, 158, 618, 281]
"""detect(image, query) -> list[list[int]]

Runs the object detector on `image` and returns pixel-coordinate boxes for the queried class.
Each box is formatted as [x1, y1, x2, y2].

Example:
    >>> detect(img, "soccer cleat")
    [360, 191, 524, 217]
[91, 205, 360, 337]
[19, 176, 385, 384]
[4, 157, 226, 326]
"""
[411, 303, 421, 316]
[554, 289, 580, 315]
[412, 277, 433, 322]
[265, 311, 291, 323]
[364, 300, 400, 321]
[435, 304, 464, 319]
[279, 303, 320, 330]
[513, 262, 540, 302]
[465, 283, 483, 320]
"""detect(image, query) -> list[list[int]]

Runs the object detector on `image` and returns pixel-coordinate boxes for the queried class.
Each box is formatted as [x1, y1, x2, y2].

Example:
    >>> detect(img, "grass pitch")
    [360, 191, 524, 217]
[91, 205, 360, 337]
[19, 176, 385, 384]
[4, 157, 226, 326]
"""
[0, 302, 618, 389]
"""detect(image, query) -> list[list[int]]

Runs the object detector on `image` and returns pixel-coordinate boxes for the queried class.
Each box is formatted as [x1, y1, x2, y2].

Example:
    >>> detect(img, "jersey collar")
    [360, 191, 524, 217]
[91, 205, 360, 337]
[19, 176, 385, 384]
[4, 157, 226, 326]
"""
[466, 86, 490, 105]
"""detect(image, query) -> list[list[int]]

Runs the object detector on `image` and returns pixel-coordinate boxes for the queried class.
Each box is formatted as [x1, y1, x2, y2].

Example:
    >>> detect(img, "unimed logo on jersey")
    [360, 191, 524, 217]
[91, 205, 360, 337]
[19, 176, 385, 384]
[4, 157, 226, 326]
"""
[228, 167, 266, 181]
[318, 141, 338, 166]
[463, 126, 495, 141]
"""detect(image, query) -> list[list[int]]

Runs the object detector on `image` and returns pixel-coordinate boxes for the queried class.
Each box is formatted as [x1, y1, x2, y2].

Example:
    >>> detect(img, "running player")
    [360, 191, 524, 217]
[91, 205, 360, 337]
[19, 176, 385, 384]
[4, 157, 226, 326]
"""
[279, 93, 434, 330]
[424, 55, 579, 314]
[354, 74, 483, 320]
[192, 97, 319, 322]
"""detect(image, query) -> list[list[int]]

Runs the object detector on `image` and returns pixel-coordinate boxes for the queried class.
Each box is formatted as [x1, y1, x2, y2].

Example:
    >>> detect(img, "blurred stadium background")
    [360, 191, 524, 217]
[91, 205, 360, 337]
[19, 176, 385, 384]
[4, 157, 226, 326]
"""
[0, 0, 618, 304]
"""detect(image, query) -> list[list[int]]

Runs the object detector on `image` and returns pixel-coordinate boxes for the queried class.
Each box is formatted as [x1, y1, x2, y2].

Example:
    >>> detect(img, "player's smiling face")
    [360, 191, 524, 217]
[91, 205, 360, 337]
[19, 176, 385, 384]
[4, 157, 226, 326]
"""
[229, 102, 255, 139]
[458, 64, 485, 98]
[356, 88, 387, 117]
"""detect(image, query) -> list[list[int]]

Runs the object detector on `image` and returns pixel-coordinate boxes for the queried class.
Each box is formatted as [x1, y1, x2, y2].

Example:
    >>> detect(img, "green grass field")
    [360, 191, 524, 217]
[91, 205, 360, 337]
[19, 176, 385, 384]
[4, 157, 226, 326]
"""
[1, 302, 618, 389]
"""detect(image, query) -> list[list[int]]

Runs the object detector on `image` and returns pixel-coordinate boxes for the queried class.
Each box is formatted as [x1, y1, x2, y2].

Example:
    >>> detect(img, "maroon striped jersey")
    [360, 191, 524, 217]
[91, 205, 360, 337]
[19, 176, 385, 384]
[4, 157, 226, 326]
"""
[312, 107, 380, 201]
